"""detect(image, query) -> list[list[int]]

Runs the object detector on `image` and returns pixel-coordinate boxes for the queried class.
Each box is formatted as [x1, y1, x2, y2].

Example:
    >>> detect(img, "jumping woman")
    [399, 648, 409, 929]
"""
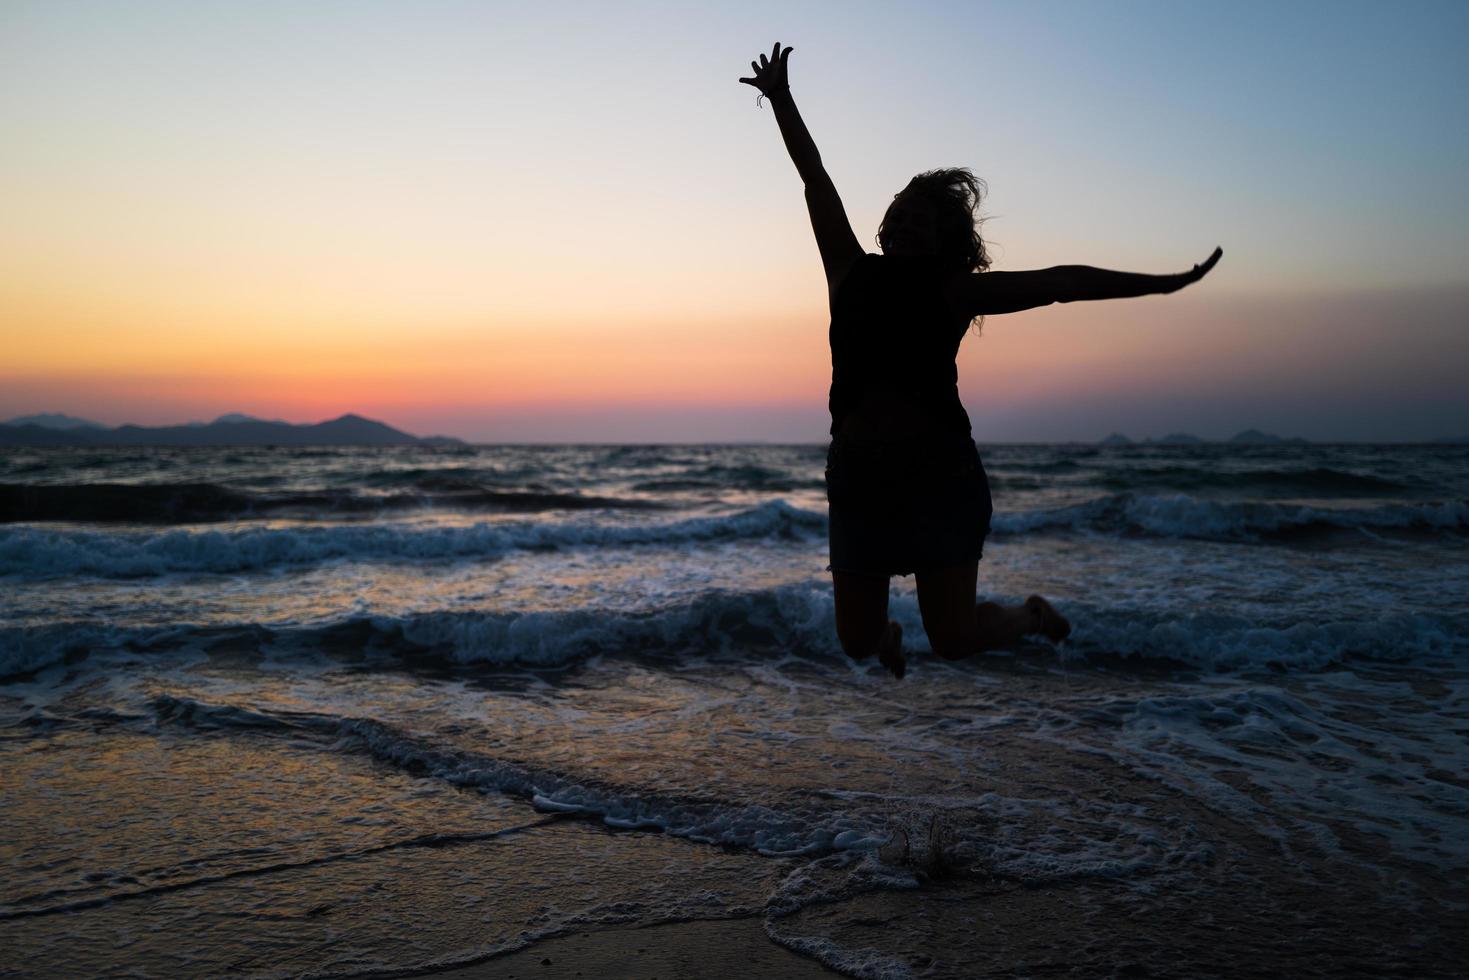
[740, 43, 1222, 678]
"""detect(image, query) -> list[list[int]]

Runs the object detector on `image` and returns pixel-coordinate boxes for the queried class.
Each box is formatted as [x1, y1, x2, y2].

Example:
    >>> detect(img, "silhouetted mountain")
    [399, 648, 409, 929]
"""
[0, 424, 90, 446]
[0, 413, 440, 447]
[1229, 429, 1308, 445]
[3, 412, 106, 431]
[1098, 432, 1133, 446]
[213, 412, 288, 426]
[1147, 433, 1205, 445]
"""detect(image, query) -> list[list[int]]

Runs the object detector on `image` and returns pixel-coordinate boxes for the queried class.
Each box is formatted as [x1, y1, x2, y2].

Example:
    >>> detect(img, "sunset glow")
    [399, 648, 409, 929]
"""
[3, 1, 1466, 440]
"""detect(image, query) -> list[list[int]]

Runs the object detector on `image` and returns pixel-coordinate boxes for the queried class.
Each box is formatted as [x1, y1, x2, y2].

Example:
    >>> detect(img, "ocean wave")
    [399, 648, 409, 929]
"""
[1092, 465, 1409, 496]
[8, 492, 1465, 582]
[0, 585, 840, 678]
[630, 476, 825, 493]
[987, 458, 1084, 475]
[356, 464, 550, 489]
[624, 461, 826, 494]
[138, 694, 1201, 880]
[0, 500, 825, 578]
[1063, 604, 1468, 672]
[991, 493, 1469, 541]
[0, 481, 663, 523]
[5, 584, 1463, 681]
[146, 694, 882, 858]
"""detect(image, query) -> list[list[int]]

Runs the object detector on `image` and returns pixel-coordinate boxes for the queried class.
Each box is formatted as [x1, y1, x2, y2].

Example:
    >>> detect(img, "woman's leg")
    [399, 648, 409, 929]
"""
[916, 563, 1071, 659]
[974, 596, 1071, 649]
[831, 570, 905, 678]
[914, 562, 980, 660]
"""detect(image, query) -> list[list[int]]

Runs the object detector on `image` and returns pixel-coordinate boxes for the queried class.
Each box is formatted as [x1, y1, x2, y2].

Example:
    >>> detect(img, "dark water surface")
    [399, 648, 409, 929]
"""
[3, 443, 1467, 977]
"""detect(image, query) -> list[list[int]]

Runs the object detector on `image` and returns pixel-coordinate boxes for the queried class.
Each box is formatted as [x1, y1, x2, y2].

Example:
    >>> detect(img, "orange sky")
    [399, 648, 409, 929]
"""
[3, 2, 1466, 440]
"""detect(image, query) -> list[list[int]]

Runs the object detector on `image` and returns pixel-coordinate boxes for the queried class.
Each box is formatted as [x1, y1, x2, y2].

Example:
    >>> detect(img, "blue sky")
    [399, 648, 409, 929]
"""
[3, 0, 1466, 440]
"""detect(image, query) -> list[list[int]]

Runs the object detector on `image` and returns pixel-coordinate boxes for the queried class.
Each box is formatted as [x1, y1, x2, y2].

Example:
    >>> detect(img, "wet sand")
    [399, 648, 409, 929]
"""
[438, 918, 839, 979]
[5, 651, 1467, 978]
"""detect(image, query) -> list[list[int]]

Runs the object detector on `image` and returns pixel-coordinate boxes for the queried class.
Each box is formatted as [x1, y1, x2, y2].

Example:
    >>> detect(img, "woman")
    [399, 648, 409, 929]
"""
[740, 44, 1221, 679]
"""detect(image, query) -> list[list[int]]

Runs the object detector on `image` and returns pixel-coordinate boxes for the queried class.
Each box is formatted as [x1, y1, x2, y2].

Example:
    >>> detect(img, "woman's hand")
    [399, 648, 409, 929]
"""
[1159, 247, 1222, 293]
[739, 42, 792, 98]
[1175, 247, 1223, 290]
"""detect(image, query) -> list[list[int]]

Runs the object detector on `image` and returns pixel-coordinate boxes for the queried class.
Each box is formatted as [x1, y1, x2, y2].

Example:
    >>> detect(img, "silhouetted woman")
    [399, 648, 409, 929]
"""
[741, 44, 1221, 678]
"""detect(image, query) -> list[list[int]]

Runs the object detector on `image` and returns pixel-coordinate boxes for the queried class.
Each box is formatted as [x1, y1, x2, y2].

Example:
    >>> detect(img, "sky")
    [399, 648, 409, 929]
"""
[2, 0, 1466, 441]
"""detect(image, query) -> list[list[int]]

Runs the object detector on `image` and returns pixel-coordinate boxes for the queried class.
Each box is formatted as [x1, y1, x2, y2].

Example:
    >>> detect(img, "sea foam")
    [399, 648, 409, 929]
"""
[992, 493, 1468, 540]
[5, 584, 1463, 680]
[0, 500, 824, 578]
[6, 494, 1464, 580]
[148, 694, 885, 858]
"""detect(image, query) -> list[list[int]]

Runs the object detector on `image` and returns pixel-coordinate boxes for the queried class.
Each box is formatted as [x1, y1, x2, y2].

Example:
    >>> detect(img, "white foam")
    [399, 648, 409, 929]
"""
[3, 586, 837, 676]
[993, 493, 1469, 540]
[1038, 677, 1469, 873]
[327, 713, 883, 857]
[1066, 602, 1466, 671]
[0, 500, 826, 578]
[7, 582, 1463, 679]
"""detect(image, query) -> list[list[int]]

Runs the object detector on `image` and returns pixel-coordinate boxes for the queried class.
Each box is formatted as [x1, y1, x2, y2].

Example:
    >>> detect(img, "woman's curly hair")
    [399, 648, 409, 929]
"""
[878, 168, 991, 274]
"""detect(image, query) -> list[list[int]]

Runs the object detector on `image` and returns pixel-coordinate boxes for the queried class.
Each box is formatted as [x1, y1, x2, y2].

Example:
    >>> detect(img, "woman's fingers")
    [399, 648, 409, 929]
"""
[742, 43, 791, 90]
[1196, 247, 1223, 277]
[1182, 247, 1223, 284]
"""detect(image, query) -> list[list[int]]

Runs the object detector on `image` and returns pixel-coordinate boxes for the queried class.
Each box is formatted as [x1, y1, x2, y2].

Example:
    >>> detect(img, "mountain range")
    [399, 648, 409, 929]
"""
[4, 415, 1464, 446]
[0, 413, 463, 447]
[1099, 429, 1311, 446]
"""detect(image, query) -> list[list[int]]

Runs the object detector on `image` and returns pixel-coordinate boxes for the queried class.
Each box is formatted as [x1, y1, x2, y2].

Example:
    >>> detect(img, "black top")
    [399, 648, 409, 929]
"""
[827, 253, 973, 439]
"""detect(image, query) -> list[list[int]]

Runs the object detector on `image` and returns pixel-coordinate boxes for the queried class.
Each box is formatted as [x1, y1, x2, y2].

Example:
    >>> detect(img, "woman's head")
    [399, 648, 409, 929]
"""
[877, 168, 990, 273]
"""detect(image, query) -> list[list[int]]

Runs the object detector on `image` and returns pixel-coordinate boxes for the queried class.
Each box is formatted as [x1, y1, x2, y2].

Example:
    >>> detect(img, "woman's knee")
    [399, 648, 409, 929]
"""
[832, 571, 890, 660]
[927, 627, 974, 661]
[836, 618, 886, 660]
[914, 563, 978, 660]
[924, 608, 979, 660]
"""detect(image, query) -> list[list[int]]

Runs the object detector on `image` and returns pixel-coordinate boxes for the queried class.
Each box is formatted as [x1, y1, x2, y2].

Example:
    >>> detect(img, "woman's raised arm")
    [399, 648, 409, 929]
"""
[740, 43, 862, 299]
[947, 248, 1223, 317]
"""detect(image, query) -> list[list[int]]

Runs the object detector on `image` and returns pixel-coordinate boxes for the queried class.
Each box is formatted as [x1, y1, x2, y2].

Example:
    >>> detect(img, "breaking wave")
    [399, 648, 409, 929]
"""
[0, 481, 662, 523]
[991, 493, 1468, 541]
[0, 501, 825, 578]
[5, 584, 1463, 680]
[7, 494, 1465, 581]
[1092, 465, 1410, 496]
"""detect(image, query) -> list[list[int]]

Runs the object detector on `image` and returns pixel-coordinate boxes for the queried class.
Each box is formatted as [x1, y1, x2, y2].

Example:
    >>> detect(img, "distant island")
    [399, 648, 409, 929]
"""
[0, 412, 465, 448]
[5, 412, 109, 431]
[1097, 429, 1311, 446]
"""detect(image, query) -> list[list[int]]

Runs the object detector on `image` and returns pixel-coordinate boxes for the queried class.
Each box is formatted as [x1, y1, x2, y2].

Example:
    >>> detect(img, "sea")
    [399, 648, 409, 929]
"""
[2, 442, 1467, 978]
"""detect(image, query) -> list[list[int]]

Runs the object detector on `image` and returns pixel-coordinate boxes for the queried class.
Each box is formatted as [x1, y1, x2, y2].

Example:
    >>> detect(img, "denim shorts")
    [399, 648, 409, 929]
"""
[825, 435, 993, 577]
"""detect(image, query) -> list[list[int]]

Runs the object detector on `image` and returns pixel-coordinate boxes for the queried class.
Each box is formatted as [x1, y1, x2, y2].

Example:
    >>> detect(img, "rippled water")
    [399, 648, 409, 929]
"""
[3, 443, 1467, 977]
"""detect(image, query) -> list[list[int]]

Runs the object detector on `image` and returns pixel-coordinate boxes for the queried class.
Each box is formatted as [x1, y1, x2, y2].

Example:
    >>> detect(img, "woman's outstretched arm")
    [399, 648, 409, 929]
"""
[949, 247, 1223, 317]
[740, 43, 862, 298]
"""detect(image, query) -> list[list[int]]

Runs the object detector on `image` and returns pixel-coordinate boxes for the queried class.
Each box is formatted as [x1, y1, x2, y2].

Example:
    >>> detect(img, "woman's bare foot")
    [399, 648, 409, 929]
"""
[877, 620, 905, 679]
[1024, 595, 1071, 643]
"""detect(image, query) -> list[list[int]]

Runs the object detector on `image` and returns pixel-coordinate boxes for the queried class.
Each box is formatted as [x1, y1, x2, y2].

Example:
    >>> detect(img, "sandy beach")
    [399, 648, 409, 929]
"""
[441, 918, 839, 978]
[5, 650, 1466, 978]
